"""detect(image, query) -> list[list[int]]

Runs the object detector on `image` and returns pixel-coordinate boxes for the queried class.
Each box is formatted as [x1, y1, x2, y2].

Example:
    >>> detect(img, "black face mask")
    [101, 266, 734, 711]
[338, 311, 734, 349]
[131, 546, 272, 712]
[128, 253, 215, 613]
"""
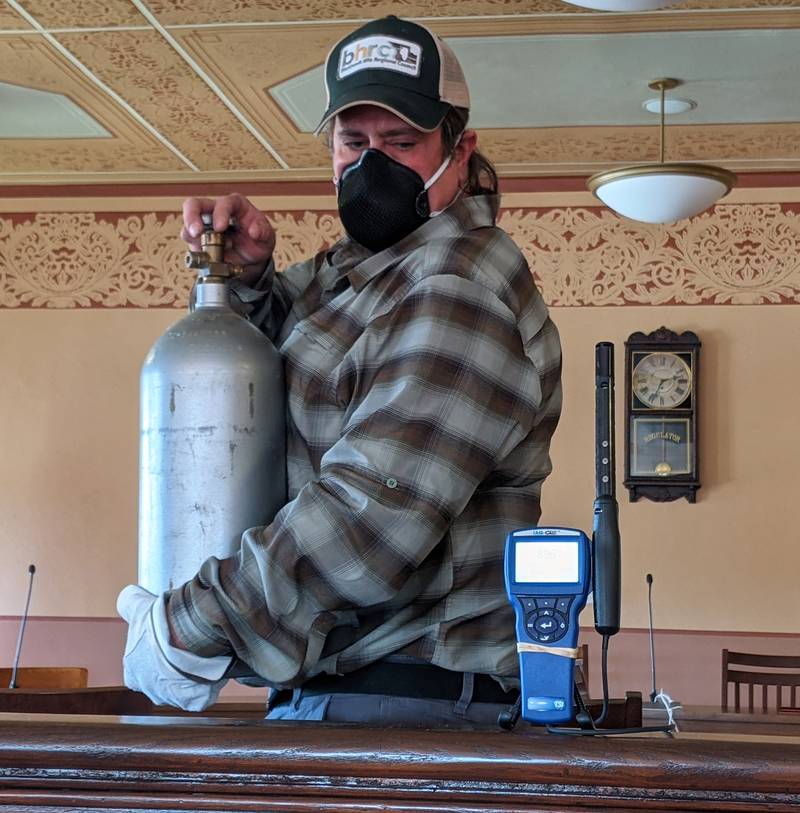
[336, 149, 449, 253]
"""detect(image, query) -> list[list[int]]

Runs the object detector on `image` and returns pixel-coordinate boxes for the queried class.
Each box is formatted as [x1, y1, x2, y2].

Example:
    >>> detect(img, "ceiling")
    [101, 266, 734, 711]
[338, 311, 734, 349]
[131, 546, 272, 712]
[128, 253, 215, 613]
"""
[1, 0, 799, 186]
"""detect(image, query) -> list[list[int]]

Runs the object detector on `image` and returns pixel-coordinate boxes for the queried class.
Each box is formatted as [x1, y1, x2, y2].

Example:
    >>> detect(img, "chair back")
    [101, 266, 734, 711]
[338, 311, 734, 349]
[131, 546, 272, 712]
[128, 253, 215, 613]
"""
[722, 649, 800, 713]
[0, 666, 88, 689]
[576, 643, 589, 688]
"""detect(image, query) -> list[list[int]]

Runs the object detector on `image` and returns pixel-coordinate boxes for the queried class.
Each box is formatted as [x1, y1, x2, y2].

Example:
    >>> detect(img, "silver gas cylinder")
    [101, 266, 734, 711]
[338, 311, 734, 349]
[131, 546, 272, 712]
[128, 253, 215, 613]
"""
[138, 216, 285, 595]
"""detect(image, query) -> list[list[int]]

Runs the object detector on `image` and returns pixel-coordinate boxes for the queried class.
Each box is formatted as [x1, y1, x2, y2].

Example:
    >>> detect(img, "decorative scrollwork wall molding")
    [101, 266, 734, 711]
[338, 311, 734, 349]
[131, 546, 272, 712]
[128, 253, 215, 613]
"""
[1, 202, 799, 308]
[500, 203, 800, 306]
[0, 213, 189, 308]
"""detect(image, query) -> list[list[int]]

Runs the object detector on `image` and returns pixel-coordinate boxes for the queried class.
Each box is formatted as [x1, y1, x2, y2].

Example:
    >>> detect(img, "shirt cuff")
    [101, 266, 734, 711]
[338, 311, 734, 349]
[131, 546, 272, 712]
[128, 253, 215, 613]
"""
[153, 593, 231, 681]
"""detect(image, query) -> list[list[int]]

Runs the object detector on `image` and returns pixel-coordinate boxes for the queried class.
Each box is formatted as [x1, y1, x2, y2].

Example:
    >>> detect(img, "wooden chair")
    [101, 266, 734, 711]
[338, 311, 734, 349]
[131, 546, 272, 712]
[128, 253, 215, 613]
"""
[0, 686, 151, 715]
[722, 649, 800, 713]
[574, 643, 590, 692]
[0, 667, 88, 690]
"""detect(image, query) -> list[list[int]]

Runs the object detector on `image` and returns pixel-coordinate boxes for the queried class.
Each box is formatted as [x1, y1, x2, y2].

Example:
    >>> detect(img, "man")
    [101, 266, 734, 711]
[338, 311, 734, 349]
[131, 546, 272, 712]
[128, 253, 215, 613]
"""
[118, 15, 562, 726]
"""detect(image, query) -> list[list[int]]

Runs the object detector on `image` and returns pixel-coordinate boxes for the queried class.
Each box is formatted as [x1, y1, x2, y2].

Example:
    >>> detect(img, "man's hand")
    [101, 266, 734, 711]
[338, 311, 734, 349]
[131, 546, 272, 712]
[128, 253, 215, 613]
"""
[181, 193, 276, 287]
[117, 585, 231, 712]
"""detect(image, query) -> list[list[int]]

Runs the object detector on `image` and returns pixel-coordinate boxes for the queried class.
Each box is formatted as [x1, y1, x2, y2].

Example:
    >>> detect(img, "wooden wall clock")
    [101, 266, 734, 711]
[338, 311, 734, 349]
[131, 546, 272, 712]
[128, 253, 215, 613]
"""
[624, 327, 701, 503]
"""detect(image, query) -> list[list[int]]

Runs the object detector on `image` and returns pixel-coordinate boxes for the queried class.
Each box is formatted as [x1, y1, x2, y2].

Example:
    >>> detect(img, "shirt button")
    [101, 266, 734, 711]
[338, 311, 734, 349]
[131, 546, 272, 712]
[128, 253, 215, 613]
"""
[385, 478, 398, 489]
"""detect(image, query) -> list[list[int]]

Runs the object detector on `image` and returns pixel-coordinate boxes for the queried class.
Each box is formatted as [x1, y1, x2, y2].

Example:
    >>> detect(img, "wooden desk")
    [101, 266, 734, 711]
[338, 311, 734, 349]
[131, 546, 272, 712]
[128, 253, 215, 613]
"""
[645, 703, 800, 736]
[0, 686, 643, 728]
[0, 712, 799, 812]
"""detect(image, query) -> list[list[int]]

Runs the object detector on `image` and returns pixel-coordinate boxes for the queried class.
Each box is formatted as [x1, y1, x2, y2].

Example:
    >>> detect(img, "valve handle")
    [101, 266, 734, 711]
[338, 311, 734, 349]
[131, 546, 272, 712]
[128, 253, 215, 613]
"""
[200, 212, 235, 235]
[186, 214, 240, 277]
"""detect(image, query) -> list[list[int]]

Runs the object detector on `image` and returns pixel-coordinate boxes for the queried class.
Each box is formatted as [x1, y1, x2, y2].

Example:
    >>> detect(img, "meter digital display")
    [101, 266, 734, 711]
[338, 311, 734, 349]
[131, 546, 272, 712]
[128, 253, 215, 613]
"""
[514, 541, 579, 584]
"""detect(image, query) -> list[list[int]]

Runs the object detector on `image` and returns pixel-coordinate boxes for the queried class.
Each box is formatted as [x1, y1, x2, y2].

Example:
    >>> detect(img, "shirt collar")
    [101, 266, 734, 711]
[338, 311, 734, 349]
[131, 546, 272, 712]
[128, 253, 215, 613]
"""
[332, 194, 500, 293]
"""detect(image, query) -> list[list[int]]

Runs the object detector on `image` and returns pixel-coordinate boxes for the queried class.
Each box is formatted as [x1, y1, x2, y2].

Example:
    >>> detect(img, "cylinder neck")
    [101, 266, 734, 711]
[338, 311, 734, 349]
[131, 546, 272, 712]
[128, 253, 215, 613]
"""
[194, 277, 231, 309]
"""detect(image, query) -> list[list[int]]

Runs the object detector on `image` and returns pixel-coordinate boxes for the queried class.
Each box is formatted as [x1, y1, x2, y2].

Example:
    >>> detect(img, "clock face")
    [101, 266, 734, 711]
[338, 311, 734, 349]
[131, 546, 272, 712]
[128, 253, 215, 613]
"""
[632, 352, 692, 409]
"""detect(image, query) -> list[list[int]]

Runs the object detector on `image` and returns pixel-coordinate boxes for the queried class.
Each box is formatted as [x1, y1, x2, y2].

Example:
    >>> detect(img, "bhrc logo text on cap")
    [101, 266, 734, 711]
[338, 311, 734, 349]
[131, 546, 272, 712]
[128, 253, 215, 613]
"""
[338, 36, 422, 79]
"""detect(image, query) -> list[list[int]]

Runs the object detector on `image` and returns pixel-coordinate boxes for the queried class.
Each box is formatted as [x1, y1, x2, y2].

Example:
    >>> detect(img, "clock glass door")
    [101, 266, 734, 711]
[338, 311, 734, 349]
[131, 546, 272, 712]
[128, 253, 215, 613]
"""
[631, 416, 693, 477]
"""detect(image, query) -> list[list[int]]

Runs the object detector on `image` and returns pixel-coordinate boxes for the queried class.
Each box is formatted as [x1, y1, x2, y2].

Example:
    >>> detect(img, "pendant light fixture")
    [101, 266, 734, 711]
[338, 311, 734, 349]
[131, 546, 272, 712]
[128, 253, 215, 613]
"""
[561, 0, 679, 10]
[587, 79, 737, 224]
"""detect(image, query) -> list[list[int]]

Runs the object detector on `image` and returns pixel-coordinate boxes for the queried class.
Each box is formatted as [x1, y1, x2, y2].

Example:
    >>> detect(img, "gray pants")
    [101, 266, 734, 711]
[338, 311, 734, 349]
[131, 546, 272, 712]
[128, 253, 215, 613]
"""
[266, 674, 515, 728]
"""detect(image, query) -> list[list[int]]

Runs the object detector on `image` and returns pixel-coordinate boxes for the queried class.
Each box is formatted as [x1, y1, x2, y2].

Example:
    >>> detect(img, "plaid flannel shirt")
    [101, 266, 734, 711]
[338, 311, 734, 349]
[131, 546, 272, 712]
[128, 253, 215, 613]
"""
[168, 194, 562, 687]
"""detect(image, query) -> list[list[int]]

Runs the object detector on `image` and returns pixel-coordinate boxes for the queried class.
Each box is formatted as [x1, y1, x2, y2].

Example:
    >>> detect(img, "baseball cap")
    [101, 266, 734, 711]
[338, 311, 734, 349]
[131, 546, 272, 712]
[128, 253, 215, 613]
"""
[316, 16, 470, 134]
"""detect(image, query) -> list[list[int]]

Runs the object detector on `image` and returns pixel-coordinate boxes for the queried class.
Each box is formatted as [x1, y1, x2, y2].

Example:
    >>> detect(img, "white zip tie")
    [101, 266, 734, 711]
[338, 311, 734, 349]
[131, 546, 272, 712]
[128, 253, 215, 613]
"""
[654, 689, 681, 732]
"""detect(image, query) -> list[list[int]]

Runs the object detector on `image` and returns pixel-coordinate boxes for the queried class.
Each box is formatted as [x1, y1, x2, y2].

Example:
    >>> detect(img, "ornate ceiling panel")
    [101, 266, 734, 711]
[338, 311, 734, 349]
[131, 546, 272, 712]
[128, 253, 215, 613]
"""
[483, 123, 800, 174]
[13, 0, 147, 28]
[57, 29, 281, 170]
[173, 25, 338, 168]
[0, 33, 183, 173]
[142, 0, 800, 25]
[0, 5, 28, 28]
[0, 0, 798, 184]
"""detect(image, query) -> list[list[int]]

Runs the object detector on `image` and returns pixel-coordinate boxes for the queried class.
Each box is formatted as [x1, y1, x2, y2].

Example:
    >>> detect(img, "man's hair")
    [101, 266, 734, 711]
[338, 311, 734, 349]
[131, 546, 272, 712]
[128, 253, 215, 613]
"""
[441, 107, 498, 196]
[322, 106, 499, 196]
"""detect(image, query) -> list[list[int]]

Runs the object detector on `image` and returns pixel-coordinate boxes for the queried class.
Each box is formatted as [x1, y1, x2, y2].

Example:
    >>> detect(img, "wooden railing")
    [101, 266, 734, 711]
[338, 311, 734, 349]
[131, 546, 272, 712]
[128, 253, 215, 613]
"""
[0, 711, 799, 811]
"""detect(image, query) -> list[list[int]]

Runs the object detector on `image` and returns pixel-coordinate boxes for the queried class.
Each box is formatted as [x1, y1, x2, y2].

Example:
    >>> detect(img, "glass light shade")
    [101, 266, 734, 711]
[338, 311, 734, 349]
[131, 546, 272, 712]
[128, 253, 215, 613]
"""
[586, 163, 737, 224]
[561, 0, 679, 10]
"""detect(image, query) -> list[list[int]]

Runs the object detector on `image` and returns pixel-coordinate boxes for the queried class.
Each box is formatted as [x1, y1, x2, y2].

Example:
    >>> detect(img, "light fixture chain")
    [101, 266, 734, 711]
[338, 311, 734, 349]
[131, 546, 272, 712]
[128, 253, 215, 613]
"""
[660, 82, 666, 164]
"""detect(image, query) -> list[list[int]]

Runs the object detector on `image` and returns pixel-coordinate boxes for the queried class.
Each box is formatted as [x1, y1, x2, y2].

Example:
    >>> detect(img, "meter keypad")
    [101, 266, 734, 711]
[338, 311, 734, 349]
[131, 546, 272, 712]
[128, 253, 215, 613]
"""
[519, 596, 574, 644]
[534, 616, 558, 635]
[555, 597, 572, 614]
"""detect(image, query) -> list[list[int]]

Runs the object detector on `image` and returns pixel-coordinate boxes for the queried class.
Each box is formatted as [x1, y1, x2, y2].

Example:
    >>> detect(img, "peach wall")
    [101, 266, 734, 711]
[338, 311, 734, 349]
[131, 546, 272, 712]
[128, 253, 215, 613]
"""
[2, 304, 799, 634]
[548, 304, 800, 633]
[1, 182, 799, 706]
[1, 309, 173, 616]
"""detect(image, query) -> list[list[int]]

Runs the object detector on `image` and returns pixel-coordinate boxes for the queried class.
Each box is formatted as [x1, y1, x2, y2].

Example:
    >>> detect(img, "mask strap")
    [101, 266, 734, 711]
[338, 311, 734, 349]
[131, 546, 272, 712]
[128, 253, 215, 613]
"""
[416, 130, 465, 218]
[422, 129, 465, 193]
[422, 155, 452, 193]
[429, 187, 463, 218]
[424, 130, 466, 218]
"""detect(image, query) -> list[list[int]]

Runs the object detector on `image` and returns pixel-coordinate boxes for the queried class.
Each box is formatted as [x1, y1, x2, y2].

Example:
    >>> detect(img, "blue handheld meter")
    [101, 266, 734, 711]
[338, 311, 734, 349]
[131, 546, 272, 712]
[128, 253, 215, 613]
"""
[504, 527, 591, 725]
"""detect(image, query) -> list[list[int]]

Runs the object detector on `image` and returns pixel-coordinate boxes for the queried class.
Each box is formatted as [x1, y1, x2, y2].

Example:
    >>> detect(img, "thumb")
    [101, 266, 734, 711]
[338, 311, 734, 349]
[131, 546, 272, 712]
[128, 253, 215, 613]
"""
[117, 584, 156, 623]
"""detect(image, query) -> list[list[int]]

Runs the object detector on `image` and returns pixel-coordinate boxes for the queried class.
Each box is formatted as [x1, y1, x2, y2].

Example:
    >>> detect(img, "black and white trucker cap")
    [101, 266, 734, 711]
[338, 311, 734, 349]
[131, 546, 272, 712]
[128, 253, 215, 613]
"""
[316, 15, 470, 134]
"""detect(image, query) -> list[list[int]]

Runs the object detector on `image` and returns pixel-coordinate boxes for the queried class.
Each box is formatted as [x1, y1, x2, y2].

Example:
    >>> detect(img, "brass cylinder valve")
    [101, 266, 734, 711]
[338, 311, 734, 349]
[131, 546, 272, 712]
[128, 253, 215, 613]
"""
[185, 213, 242, 279]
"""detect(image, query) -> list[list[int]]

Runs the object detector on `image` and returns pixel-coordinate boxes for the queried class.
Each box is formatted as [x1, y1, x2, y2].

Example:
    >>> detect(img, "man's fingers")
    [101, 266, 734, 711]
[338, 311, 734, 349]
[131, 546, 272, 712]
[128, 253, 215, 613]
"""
[182, 197, 215, 239]
[245, 218, 270, 243]
[216, 193, 253, 234]
[222, 194, 273, 246]
[181, 194, 275, 270]
[179, 225, 201, 249]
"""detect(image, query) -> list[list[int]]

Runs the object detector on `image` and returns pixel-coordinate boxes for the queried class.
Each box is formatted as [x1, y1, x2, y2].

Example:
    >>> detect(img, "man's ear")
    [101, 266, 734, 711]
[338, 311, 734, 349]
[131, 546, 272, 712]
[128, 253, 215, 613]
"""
[455, 129, 478, 168]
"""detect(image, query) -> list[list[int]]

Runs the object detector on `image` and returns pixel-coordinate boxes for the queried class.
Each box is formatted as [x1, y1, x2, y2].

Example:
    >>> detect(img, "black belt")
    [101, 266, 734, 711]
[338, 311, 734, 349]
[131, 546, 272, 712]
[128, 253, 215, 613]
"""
[272, 661, 518, 706]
